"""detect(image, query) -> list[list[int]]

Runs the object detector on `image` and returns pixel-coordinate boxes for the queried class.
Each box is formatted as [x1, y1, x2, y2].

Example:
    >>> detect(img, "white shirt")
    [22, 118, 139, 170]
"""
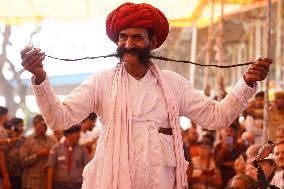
[271, 170, 284, 189]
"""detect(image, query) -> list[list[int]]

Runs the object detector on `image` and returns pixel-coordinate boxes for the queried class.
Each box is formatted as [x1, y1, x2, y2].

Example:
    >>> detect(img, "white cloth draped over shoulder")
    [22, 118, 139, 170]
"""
[32, 62, 256, 189]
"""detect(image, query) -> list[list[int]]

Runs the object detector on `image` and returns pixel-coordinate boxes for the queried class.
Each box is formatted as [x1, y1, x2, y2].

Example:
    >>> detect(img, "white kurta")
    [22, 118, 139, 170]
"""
[32, 67, 256, 189]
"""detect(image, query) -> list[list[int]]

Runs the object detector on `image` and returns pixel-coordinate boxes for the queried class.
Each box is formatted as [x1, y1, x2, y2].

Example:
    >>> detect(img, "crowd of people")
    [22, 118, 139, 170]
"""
[0, 107, 99, 189]
[182, 91, 284, 189]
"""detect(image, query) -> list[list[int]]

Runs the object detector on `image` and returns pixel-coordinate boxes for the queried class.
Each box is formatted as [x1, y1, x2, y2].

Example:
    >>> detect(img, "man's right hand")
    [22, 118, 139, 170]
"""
[20, 46, 46, 85]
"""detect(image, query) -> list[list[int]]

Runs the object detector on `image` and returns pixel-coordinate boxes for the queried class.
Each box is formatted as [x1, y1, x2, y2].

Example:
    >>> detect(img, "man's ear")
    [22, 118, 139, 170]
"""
[150, 35, 158, 49]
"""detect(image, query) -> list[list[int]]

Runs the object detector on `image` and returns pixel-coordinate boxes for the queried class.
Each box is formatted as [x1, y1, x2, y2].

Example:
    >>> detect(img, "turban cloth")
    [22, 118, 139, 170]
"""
[106, 2, 169, 48]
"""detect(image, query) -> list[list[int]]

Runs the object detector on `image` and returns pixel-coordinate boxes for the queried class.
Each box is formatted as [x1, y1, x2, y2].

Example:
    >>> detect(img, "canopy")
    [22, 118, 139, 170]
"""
[0, 0, 268, 27]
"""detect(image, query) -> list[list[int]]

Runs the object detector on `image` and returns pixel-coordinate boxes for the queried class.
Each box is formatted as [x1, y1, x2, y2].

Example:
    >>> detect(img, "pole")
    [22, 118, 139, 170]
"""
[262, 0, 272, 144]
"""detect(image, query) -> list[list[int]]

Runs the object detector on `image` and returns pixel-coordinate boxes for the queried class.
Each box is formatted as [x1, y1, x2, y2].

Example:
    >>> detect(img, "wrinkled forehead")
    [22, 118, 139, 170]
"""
[119, 28, 149, 36]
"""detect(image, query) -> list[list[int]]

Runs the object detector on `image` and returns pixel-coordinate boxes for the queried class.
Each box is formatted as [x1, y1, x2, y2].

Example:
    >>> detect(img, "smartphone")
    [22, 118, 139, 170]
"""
[226, 136, 234, 146]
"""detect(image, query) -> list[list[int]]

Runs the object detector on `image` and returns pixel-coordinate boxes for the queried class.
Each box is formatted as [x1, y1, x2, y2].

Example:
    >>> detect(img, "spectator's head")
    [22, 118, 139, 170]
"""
[245, 163, 258, 180]
[257, 156, 277, 181]
[0, 106, 9, 126]
[33, 114, 47, 137]
[246, 144, 262, 163]
[275, 126, 284, 143]
[222, 123, 238, 144]
[181, 129, 189, 144]
[9, 117, 24, 136]
[274, 141, 284, 170]
[81, 113, 97, 132]
[240, 131, 255, 147]
[64, 124, 81, 146]
[234, 154, 247, 175]
[274, 91, 284, 111]
[254, 91, 264, 109]
[198, 137, 213, 158]
[228, 174, 255, 189]
[188, 127, 198, 145]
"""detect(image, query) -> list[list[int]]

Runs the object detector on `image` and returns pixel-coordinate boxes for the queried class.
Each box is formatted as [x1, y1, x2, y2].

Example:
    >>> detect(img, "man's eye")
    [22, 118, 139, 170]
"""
[132, 36, 143, 41]
[119, 35, 127, 41]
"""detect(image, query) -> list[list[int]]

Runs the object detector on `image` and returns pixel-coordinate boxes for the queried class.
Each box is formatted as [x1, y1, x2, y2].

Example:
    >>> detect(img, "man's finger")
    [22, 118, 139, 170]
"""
[20, 46, 34, 59]
[261, 57, 273, 64]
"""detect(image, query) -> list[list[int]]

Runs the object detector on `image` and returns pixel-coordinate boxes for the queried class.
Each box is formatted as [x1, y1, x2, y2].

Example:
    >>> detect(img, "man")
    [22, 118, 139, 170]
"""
[191, 137, 222, 188]
[242, 91, 264, 144]
[268, 91, 284, 141]
[20, 3, 272, 188]
[20, 115, 57, 189]
[79, 113, 99, 158]
[271, 141, 284, 188]
[0, 106, 11, 189]
[214, 124, 247, 187]
[7, 117, 25, 189]
[47, 125, 89, 189]
[275, 126, 284, 143]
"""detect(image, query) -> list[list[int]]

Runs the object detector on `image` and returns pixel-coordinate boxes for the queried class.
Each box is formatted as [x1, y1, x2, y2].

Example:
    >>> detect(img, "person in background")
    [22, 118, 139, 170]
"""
[275, 126, 284, 144]
[226, 174, 256, 189]
[47, 125, 89, 189]
[20, 114, 57, 189]
[271, 141, 284, 188]
[7, 117, 25, 189]
[187, 127, 199, 158]
[79, 113, 99, 158]
[242, 91, 264, 144]
[52, 130, 64, 143]
[238, 131, 255, 150]
[191, 136, 222, 188]
[0, 106, 11, 189]
[214, 124, 247, 187]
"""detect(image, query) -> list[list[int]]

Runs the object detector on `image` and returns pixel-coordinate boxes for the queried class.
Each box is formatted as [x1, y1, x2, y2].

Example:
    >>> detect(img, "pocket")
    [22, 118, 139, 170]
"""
[159, 134, 176, 167]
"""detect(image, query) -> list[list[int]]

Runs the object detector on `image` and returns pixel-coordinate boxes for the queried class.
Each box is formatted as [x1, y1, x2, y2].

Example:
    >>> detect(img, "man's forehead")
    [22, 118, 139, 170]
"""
[119, 28, 148, 35]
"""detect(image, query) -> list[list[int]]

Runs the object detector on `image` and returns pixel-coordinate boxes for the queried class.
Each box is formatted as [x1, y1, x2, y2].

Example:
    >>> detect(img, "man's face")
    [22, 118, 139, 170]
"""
[85, 119, 96, 131]
[34, 120, 47, 136]
[274, 143, 284, 169]
[0, 114, 9, 125]
[117, 28, 154, 65]
[223, 127, 236, 138]
[187, 128, 198, 144]
[255, 96, 264, 109]
[275, 95, 284, 110]
[67, 132, 80, 145]
[276, 129, 284, 143]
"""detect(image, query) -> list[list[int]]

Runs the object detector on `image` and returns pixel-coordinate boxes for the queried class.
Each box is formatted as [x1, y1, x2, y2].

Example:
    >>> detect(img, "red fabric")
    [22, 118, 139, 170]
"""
[106, 2, 169, 48]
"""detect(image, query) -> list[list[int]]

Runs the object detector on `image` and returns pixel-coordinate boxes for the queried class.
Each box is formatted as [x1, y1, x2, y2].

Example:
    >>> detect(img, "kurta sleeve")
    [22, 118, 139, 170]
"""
[31, 74, 102, 130]
[180, 77, 257, 130]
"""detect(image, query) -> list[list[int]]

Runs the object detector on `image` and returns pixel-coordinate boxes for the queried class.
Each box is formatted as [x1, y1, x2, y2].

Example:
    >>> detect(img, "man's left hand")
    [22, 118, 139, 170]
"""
[243, 57, 273, 87]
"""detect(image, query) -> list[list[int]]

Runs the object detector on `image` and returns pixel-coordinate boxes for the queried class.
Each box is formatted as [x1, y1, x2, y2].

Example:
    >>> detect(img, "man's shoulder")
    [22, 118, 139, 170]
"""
[161, 70, 183, 79]
[83, 67, 116, 84]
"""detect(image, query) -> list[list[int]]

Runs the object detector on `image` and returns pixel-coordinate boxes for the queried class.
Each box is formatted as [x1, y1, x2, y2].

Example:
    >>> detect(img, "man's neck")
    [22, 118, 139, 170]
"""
[124, 61, 148, 80]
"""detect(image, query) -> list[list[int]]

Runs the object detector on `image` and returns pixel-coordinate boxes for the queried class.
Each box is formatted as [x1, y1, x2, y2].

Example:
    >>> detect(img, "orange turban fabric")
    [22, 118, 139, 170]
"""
[106, 2, 169, 48]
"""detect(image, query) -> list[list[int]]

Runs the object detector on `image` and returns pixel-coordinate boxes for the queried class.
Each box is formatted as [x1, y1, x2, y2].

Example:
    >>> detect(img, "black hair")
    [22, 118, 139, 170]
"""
[0, 106, 8, 116]
[82, 113, 97, 122]
[255, 91, 265, 98]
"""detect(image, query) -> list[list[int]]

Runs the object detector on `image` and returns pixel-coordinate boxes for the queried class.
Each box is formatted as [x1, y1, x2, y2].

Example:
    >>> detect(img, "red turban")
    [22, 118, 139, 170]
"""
[106, 2, 169, 48]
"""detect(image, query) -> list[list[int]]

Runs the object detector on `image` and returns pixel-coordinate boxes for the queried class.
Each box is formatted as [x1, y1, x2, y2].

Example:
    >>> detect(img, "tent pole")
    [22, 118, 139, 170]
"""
[204, 0, 215, 91]
[262, 0, 272, 144]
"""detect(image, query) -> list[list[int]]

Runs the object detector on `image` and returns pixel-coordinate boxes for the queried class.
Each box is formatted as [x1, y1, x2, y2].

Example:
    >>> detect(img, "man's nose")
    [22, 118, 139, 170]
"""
[124, 38, 134, 49]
